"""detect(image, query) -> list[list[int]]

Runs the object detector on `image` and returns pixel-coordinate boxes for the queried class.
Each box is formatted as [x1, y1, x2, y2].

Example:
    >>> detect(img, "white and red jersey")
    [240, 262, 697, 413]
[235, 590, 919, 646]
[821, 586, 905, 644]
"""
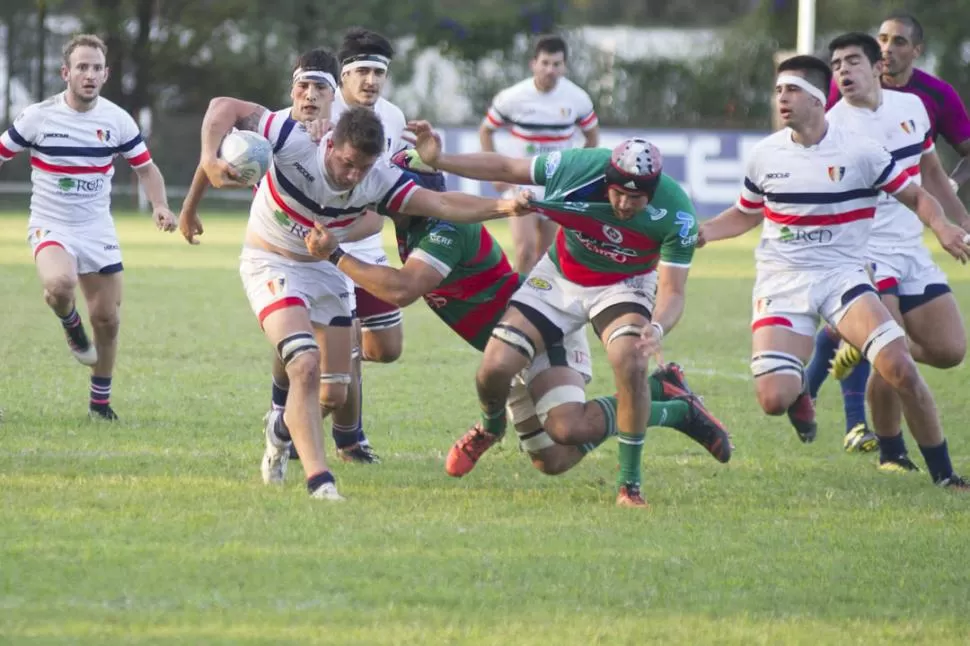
[737, 123, 911, 271]
[483, 77, 597, 157]
[826, 91, 934, 252]
[0, 92, 152, 229]
[332, 91, 407, 156]
[248, 113, 418, 255]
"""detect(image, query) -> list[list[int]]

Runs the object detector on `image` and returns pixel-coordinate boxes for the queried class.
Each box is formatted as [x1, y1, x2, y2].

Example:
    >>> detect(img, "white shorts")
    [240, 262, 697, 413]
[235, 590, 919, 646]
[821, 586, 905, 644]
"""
[27, 224, 122, 274]
[751, 266, 875, 337]
[239, 247, 356, 328]
[507, 327, 593, 429]
[868, 244, 950, 313]
[510, 254, 657, 337]
[342, 233, 402, 330]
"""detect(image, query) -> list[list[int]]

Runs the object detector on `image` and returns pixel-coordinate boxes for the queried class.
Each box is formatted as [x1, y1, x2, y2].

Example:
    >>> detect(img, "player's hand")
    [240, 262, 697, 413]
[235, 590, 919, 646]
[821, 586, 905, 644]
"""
[152, 206, 177, 233]
[635, 323, 664, 367]
[201, 157, 248, 189]
[305, 223, 339, 259]
[178, 206, 204, 245]
[695, 224, 708, 249]
[933, 222, 970, 264]
[405, 120, 443, 166]
[304, 118, 332, 144]
[499, 189, 535, 218]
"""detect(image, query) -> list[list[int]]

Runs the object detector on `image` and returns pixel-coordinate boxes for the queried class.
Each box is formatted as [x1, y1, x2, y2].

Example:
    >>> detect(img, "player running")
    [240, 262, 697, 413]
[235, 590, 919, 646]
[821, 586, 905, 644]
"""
[811, 12, 970, 436]
[480, 34, 599, 275]
[409, 121, 705, 508]
[304, 148, 731, 476]
[196, 104, 530, 500]
[0, 34, 176, 421]
[823, 32, 970, 470]
[699, 54, 970, 491]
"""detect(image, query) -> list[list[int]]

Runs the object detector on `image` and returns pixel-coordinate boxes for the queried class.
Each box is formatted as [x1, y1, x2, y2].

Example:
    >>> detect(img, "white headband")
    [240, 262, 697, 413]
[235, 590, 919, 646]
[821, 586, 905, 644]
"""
[292, 68, 336, 89]
[776, 74, 826, 105]
[341, 54, 390, 74]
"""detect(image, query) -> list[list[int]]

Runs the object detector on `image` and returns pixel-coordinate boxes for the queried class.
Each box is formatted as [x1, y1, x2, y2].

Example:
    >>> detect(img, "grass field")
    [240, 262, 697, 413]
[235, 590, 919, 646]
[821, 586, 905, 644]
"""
[1, 212, 969, 645]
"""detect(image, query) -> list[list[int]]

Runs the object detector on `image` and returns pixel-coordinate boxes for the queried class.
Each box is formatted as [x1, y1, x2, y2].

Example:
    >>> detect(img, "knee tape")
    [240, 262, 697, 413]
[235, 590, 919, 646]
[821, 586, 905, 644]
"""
[751, 351, 804, 381]
[491, 323, 537, 361]
[277, 332, 318, 368]
[606, 324, 643, 347]
[320, 373, 352, 385]
[862, 319, 906, 363]
[517, 428, 556, 453]
[506, 378, 536, 426]
[534, 384, 586, 424]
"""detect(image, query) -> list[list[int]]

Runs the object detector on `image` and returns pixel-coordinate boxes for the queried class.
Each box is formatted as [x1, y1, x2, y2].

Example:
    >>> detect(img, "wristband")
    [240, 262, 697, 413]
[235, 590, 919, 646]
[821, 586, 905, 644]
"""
[328, 247, 346, 265]
[650, 321, 665, 340]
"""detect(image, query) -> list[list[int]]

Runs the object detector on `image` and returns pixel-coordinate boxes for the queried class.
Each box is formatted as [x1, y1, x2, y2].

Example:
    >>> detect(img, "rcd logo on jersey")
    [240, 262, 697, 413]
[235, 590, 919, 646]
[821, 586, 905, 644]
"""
[57, 177, 104, 193]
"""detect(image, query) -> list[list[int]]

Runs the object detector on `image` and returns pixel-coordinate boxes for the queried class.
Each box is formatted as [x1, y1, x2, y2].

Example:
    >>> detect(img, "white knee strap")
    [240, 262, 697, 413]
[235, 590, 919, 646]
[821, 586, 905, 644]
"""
[506, 378, 536, 426]
[862, 319, 906, 363]
[751, 351, 804, 381]
[606, 324, 643, 347]
[517, 428, 556, 452]
[320, 373, 352, 385]
[534, 385, 586, 424]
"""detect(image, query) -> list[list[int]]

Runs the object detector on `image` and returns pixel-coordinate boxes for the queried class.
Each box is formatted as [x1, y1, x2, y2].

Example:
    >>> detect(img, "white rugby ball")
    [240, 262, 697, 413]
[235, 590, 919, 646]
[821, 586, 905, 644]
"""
[219, 130, 272, 186]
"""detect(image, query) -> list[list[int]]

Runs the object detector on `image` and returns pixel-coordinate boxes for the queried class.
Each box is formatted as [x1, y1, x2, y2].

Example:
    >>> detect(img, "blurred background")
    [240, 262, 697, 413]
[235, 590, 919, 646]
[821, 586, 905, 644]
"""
[0, 0, 967, 215]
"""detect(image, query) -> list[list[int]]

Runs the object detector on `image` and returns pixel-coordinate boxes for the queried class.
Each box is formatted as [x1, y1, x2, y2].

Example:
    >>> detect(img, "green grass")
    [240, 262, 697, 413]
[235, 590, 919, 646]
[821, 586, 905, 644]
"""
[1, 212, 969, 645]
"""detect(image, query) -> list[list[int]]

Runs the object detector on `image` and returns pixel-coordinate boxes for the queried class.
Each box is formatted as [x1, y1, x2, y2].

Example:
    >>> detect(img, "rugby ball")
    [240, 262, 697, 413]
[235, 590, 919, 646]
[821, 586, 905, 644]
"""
[219, 130, 272, 186]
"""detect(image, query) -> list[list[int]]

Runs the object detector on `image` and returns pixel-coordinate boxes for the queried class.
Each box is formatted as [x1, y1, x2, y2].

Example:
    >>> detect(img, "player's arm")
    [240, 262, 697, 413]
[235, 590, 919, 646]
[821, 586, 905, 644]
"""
[576, 95, 599, 148]
[935, 83, 970, 188]
[698, 162, 764, 245]
[652, 210, 697, 335]
[397, 186, 526, 223]
[891, 183, 970, 262]
[0, 106, 40, 169]
[919, 146, 970, 231]
[336, 254, 443, 308]
[178, 164, 209, 244]
[199, 97, 266, 187]
[408, 119, 534, 185]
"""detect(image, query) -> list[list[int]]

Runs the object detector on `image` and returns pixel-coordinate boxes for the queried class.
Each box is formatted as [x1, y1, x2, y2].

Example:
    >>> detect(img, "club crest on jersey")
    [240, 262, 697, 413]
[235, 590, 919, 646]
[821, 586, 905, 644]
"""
[756, 297, 772, 314]
[602, 225, 624, 244]
[527, 277, 552, 291]
[96, 129, 111, 143]
[827, 166, 845, 182]
[560, 107, 571, 117]
[900, 120, 916, 134]
[266, 276, 286, 296]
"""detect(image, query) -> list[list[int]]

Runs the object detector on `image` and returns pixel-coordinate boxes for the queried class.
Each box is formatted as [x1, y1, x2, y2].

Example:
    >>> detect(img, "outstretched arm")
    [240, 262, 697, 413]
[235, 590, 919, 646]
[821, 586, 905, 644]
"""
[408, 120, 534, 184]
[397, 186, 531, 224]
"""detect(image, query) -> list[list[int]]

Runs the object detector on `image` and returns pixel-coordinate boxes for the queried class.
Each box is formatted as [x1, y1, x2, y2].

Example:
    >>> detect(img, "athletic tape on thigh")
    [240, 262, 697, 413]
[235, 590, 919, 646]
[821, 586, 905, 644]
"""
[491, 323, 537, 361]
[534, 384, 586, 424]
[277, 332, 318, 367]
[750, 351, 804, 380]
[862, 319, 906, 363]
[517, 428, 556, 452]
[606, 324, 643, 347]
[320, 373, 352, 385]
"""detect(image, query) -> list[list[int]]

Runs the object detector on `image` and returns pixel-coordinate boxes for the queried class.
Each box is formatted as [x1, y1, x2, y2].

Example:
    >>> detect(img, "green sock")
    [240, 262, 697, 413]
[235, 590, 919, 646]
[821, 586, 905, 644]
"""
[649, 400, 690, 428]
[648, 374, 667, 401]
[481, 407, 506, 437]
[582, 396, 619, 455]
[616, 431, 645, 488]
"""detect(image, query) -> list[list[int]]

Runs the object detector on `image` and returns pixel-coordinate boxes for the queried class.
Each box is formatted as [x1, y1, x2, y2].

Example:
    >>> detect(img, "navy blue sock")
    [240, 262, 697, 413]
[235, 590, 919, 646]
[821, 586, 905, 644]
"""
[919, 440, 954, 483]
[839, 358, 870, 431]
[271, 378, 288, 410]
[90, 375, 112, 409]
[332, 423, 359, 449]
[806, 327, 839, 399]
[877, 432, 907, 461]
[306, 470, 335, 494]
[356, 373, 369, 445]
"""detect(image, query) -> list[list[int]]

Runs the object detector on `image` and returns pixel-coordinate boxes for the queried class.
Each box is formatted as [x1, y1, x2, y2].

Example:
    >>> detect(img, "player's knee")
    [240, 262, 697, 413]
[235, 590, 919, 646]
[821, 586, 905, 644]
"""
[88, 307, 120, 334]
[542, 403, 588, 444]
[362, 335, 402, 363]
[878, 347, 922, 394]
[318, 380, 349, 412]
[756, 388, 795, 416]
[610, 352, 649, 395]
[43, 274, 76, 305]
[278, 333, 321, 388]
[928, 338, 966, 369]
[530, 452, 572, 476]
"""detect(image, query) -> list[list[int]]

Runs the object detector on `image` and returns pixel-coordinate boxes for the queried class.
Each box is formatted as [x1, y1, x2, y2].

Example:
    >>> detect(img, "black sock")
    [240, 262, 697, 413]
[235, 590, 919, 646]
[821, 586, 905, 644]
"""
[306, 470, 335, 493]
[271, 378, 288, 410]
[877, 432, 907, 462]
[332, 423, 359, 449]
[918, 440, 954, 483]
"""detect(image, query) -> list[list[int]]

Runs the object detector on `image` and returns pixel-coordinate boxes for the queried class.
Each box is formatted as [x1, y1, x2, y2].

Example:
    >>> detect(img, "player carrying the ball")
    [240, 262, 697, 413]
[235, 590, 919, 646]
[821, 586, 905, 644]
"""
[304, 149, 732, 476]
[408, 120, 706, 508]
